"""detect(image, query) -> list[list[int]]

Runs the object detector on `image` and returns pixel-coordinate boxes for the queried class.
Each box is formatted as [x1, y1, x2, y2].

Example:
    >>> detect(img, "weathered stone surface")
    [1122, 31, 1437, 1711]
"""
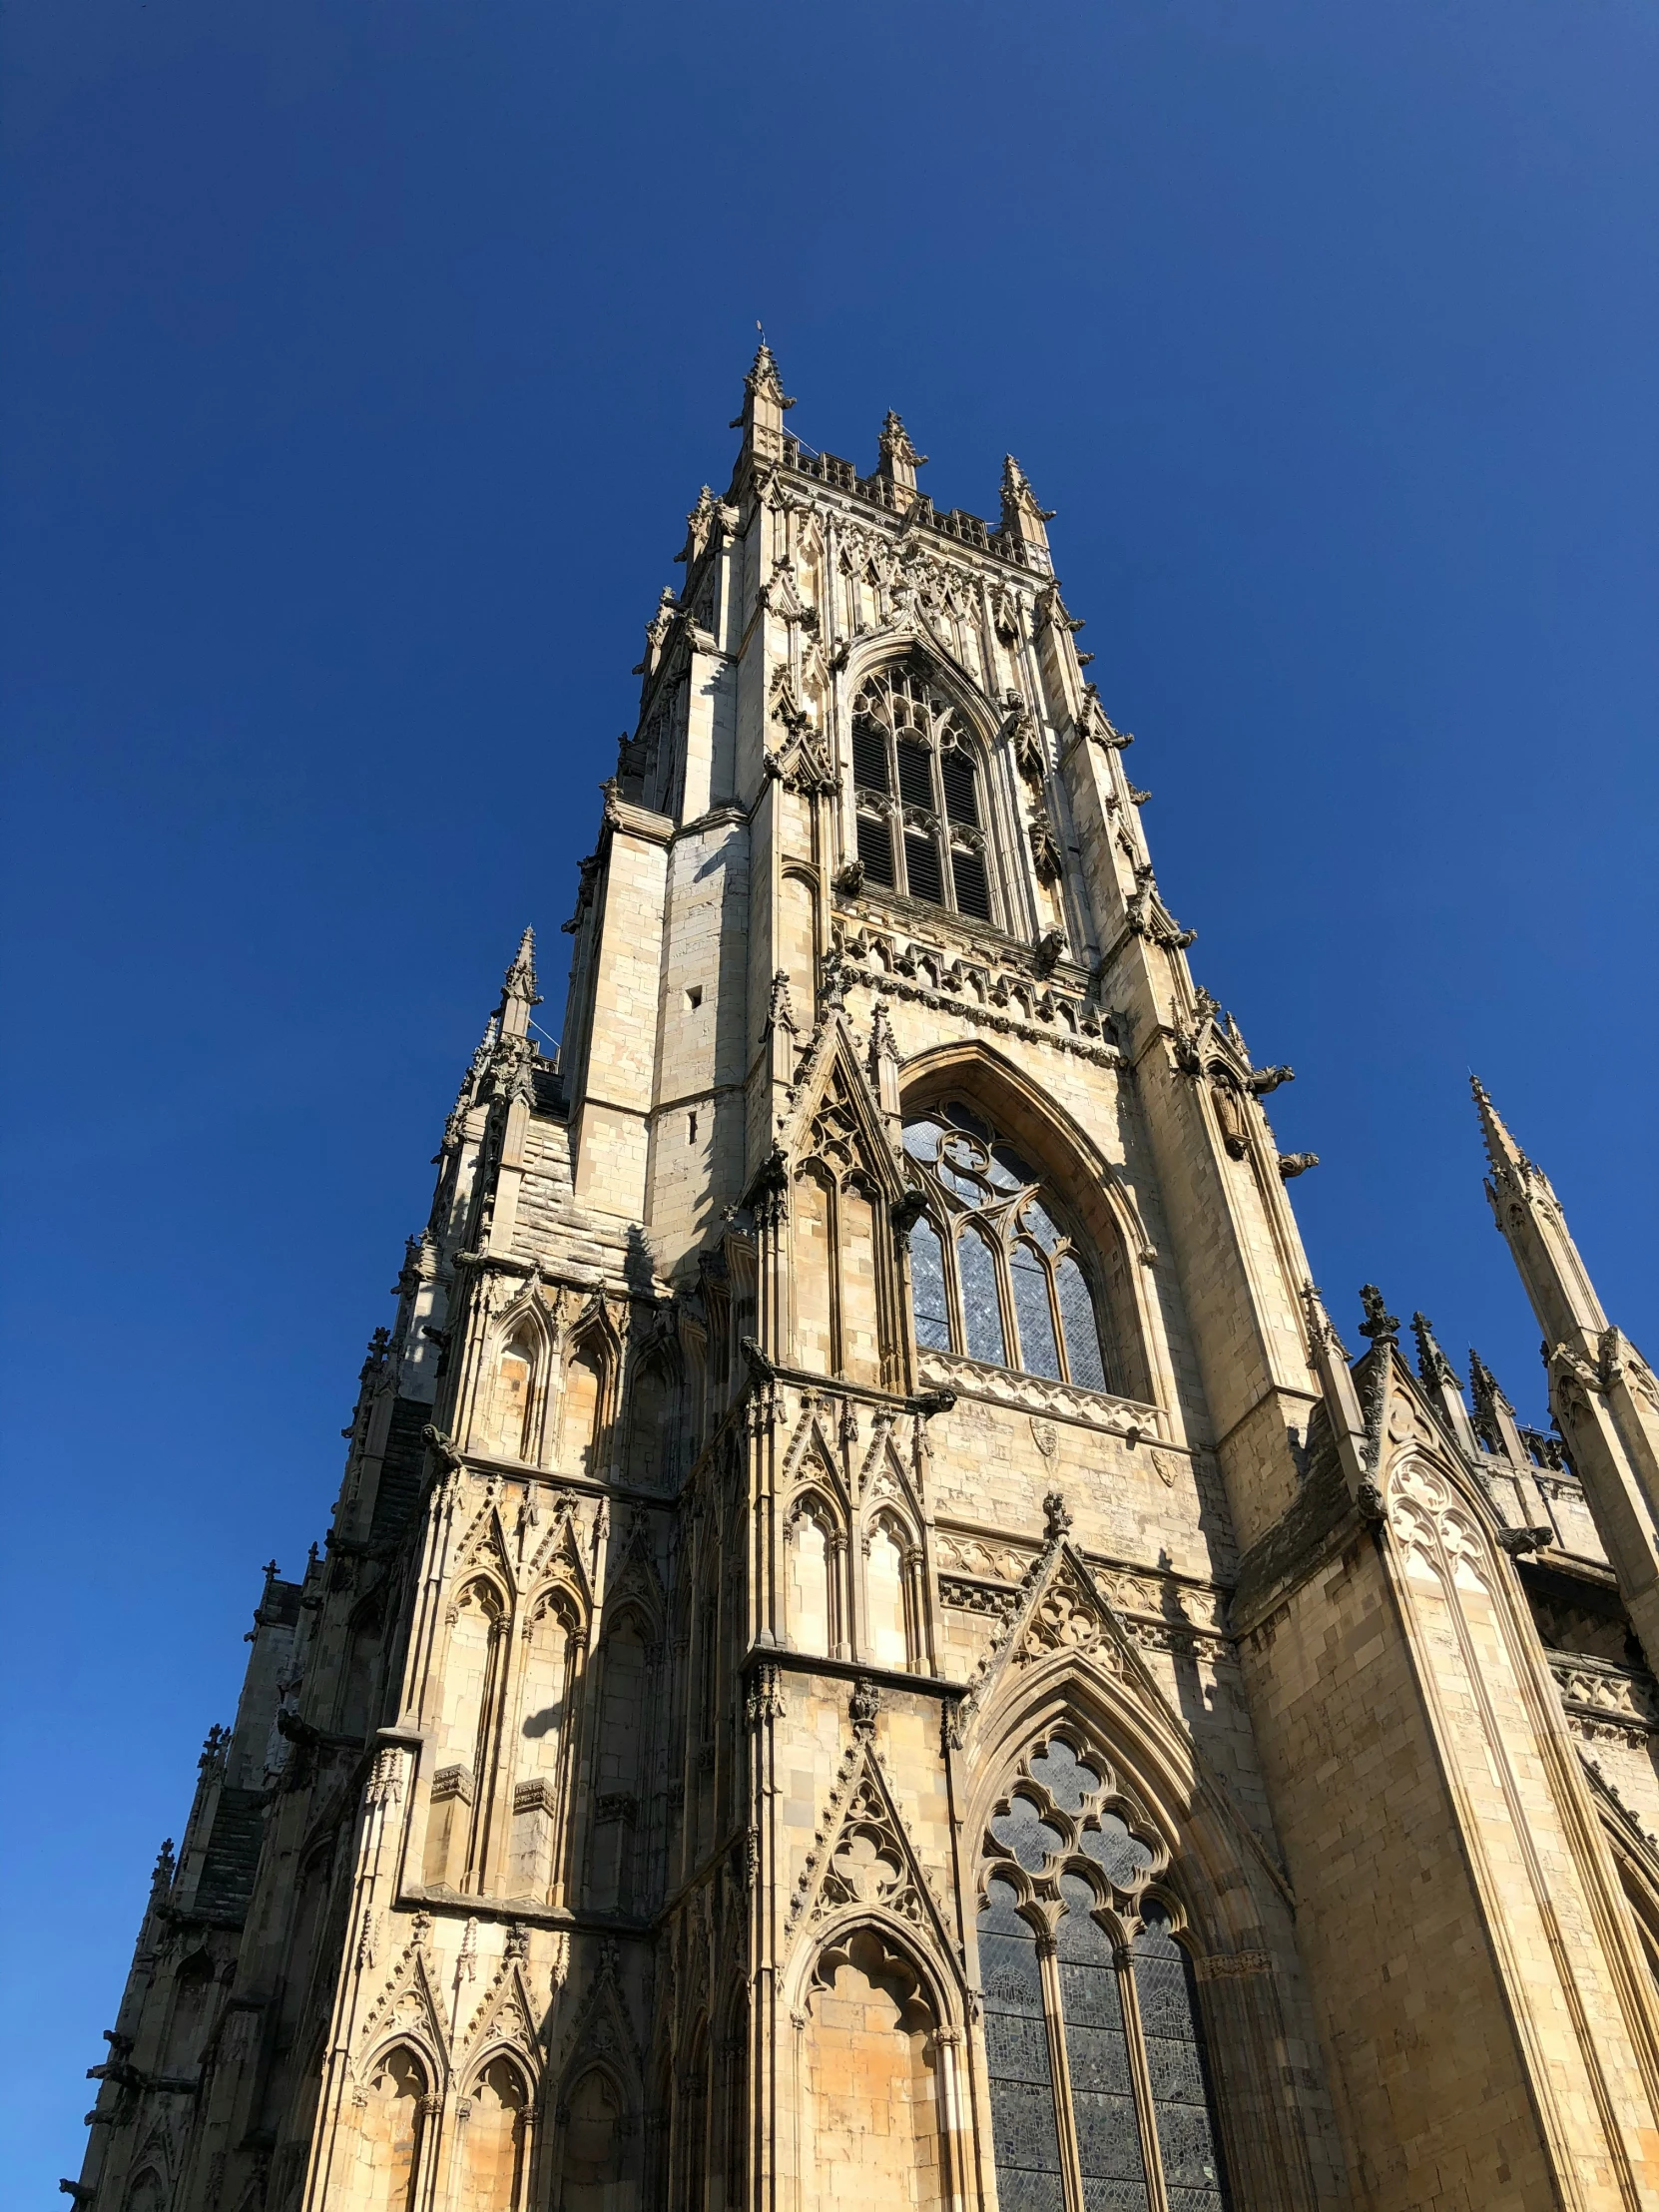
[72, 352, 1659, 2212]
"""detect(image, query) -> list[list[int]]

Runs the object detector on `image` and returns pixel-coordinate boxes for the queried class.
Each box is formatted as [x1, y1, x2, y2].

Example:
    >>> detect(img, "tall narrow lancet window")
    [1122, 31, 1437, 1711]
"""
[978, 1740, 1231, 2212]
[901, 1103, 1115, 1389]
[847, 657, 995, 922]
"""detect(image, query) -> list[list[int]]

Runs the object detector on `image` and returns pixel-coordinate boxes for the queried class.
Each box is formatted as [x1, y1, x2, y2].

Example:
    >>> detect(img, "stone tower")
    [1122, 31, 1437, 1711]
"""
[70, 350, 1659, 2212]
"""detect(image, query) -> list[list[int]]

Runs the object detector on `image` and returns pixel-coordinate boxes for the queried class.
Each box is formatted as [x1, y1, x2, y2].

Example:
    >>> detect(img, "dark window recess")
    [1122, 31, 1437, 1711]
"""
[195, 1789, 268, 1921]
[1135, 1906, 1230, 2210]
[896, 740, 935, 811]
[980, 1883, 1066, 2211]
[1058, 1875, 1152, 2210]
[852, 719, 889, 794]
[953, 848, 992, 922]
[941, 751, 979, 826]
[369, 1395, 434, 1545]
[856, 813, 896, 886]
[904, 830, 944, 906]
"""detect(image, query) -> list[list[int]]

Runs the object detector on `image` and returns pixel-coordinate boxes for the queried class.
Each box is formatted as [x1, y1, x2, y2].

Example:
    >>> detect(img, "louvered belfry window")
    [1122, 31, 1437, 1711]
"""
[979, 1740, 1231, 2212]
[900, 1102, 1112, 1391]
[847, 657, 995, 922]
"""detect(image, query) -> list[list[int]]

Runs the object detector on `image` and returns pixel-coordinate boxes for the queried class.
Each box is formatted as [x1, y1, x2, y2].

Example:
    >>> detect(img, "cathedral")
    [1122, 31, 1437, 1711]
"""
[69, 348, 1659, 2212]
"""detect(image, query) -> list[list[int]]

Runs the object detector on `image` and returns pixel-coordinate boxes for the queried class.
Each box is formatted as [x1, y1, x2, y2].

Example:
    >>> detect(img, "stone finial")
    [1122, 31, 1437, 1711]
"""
[498, 927, 542, 1040]
[1411, 1313, 1458, 1392]
[1357, 1286, 1399, 1349]
[876, 410, 927, 491]
[1469, 1348, 1513, 1418]
[1043, 1491, 1072, 1542]
[849, 1676, 881, 1739]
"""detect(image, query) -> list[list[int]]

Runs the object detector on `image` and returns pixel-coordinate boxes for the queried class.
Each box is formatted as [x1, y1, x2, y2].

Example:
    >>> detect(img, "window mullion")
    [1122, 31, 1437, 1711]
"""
[1117, 1937, 1173, 2212]
[995, 1232, 1021, 1373]
[1046, 1256, 1071, 1387]
[886, 731, 906, 895]
[1037, 1930, 1089, 2212]
[940, 1206, 965, 1357]
[931, 757, 958, 912]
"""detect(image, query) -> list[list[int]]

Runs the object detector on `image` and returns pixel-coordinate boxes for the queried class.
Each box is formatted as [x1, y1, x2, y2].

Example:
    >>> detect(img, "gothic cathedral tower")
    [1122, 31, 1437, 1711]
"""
[73, 351, 1659, 2212]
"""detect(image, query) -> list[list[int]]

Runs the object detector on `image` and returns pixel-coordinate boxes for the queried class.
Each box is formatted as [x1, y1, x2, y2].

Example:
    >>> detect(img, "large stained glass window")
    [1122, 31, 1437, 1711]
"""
[901, 1102, 1115, 1390]
[978, 1739, 1231, 2212]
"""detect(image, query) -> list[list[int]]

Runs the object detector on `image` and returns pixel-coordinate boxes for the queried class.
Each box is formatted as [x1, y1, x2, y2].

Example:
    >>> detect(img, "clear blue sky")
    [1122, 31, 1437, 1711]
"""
[2, 0, 1654, 2194]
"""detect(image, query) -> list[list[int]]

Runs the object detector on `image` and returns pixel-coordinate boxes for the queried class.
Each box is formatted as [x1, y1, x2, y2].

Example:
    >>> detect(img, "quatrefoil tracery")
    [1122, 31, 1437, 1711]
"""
[980, 1735, 1163, 1923]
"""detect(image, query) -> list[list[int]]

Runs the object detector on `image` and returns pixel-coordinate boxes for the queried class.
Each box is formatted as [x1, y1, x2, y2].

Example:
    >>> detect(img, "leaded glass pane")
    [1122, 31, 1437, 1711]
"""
[902, 1120, 944, 1164]
[1057, 1255, 1109, 1392]
[938, 1133, 990, 1204]
[1081, 1815, 1155, 1892]
[1011, 1243, 1063, 1382]
[979, 1881, 1065, 2212]
[1057, 1876, 1151, 2212]
[908, 1215, 952, 1352]
[988, 1143, 1038, 1193]
[959, 1227, 1007, 1366]
[1027, 1739, 1101, 1812]
[990, 1794, 1064, 1872]
[1134, 1907, 1228, 2210]
[1022, 1198, 1063, 1249]
[943, 1102, 991, 1142]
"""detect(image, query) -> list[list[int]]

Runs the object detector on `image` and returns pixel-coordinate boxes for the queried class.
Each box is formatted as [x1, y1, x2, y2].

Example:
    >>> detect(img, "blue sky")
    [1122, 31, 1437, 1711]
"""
[2, 0, 1655, 2193]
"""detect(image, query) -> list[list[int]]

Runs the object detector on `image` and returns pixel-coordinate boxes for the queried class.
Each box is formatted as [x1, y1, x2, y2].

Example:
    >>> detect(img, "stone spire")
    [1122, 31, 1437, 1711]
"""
[1471, 1076, 1607, 1348]
[498, 926, 541, 1042]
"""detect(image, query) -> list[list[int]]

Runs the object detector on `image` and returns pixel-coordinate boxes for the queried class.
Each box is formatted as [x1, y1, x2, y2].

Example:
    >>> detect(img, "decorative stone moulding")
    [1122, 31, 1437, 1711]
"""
[831, 917, 1120, 1071]
[1549, 1651, 1659, 1744]
[916, 1350, 1167, 1442]
[935, 1533, 1234, 1665]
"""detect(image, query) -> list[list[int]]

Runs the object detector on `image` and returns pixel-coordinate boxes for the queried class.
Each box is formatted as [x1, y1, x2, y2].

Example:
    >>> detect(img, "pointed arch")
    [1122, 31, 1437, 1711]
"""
[965, 1661, 1314, 2212]
[485, 1286, 557, 1464]
[862, 1505, 921, 1673]
[899, 1040, 1171, 1412]
[784, 1485, 843, 1660]
[839, 640, 1017, 934]
[560, 1302, 621, 1479]
[585, 1597, 658, 1913]
[456, 2049, 531, 2212]
[349, 2041, 431, 2212]
[510, 1578, 587, 1905]
[553, 2061, 634, 2212]
[425, 1575, 511, 1892]
[623, 1337, 682, 1494]
[788, 1918, 963, 2212]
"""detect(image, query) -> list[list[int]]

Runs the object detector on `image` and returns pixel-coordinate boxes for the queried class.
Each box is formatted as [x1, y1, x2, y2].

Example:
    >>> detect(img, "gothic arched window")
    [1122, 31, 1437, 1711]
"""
[978, 1740, 1230, 2212]
[901, 1102, 1113, 1390]
[849, 658, 995, 923]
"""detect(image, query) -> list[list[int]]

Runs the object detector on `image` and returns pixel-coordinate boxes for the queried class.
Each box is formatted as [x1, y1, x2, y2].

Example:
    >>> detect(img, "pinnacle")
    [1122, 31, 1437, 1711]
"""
[1470, 1073, 1532, 1180]
[503, 926, 539, 999]
[1468, 1347, 1513, 1414]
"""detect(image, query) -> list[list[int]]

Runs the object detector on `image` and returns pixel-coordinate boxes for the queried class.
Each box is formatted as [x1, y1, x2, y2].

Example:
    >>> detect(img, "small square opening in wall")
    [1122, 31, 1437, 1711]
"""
[685, 986, 704, 1010]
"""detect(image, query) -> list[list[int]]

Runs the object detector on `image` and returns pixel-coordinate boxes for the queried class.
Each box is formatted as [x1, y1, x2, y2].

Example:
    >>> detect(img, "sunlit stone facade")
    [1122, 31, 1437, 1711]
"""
[72, 351, 1659, 2212]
